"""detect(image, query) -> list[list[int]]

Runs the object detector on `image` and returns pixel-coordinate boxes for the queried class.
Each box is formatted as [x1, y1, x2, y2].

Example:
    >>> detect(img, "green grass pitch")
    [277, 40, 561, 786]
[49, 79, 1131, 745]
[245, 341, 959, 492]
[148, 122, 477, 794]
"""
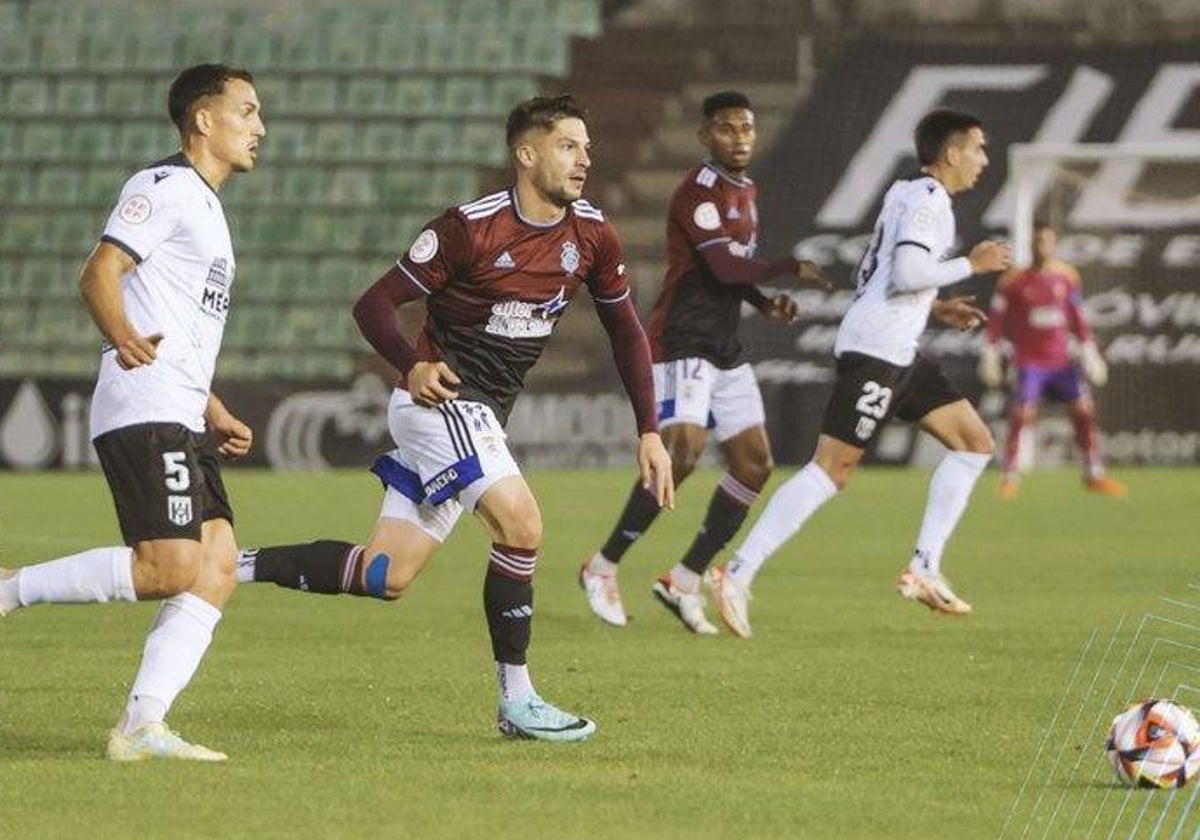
[1, 466, 1197, 839]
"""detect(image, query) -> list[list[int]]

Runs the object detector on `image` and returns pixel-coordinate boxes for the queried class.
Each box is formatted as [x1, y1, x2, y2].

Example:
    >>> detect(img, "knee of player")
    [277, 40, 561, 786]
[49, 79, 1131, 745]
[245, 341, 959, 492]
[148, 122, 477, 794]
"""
[741, 452, 774, 490]
[502, 517, 542, 550]
[966, 427, 996, 456]
[133, 544, 202, 596]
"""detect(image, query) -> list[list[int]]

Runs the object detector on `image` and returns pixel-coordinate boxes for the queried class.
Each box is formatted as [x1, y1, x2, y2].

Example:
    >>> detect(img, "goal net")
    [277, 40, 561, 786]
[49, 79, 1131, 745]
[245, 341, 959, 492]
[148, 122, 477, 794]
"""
[1002, 142, 1200, 466]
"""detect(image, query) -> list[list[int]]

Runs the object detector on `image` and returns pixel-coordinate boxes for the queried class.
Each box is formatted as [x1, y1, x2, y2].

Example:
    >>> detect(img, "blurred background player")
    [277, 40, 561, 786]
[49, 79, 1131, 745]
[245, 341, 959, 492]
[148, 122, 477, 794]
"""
[707, 109, 1010, 637]
[235, 95, 673, 741]
[978, 222, 1127, 500]
[578, 90, 826, 634]
[0, 64, 263, 760]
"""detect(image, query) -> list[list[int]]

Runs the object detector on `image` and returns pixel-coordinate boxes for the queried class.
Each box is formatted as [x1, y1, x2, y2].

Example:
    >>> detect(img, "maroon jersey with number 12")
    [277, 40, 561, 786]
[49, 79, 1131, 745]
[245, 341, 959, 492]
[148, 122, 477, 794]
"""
[395, 189, 630, 424]
[647, 161, 761, 369]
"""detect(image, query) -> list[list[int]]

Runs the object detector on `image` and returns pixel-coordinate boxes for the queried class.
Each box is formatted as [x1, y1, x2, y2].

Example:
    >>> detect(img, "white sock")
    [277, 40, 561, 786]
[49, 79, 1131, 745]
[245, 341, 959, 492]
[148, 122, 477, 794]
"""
[123, 592, 222, 734]
[668, 564, 700, 593]
[911, 451, 990, 577]
[16, 547, 136, 606]
[586, 552, 618, 576]
[234, 549, 257, 583]
[497, 662, 534, 702]
[728, 462, 838, 589]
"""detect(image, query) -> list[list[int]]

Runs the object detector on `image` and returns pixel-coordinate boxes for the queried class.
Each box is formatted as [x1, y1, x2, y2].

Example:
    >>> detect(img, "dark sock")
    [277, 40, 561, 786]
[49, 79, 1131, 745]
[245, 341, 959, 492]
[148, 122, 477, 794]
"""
[483, 544, 536, 665]
[680, 475, 758, 575]
[599, 483, 664, 563]
[248, 540, 378, 597]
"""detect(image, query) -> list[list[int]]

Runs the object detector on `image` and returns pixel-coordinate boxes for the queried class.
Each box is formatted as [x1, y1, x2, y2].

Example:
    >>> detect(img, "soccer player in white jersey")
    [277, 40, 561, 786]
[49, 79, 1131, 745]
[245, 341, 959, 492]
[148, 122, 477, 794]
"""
[0, 64, 264, 760]
[706, 109, 1011, 637]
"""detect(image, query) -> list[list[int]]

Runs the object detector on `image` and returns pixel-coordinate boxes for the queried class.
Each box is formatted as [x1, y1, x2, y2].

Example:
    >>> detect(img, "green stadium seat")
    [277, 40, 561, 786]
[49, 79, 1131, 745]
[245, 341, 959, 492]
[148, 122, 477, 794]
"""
[1, 211, 41, 249]
[23, 123, 66, 161]
[327, 24, 369, 70]
[39, 31, 86, 71]
[176, 31, 227, 68]
[371, 25, 420, 71]
[103, 78, 150, 115]
[492, 76, 538, 112]
[460, 122, 505, 166]
[279, 29, 324, 70]
[346, 77, 388, 114]
[0, 168, 36, 204]
[54, 212, 97, 253]
[266, 121, 310, 162]
[431, 168, 478, 205]
[508, 0, 550, 27]
[36, 169, 80, 204]
[413, 121, 458, 161]
[0, 2, 22, 36]
[556, 0, 602, 36]
[0, 32, 34, 71]
[416, 29, 459, 72]
[444, 76, 488, 115]
[313, 122, 356, 159]
[281, 168, 327, 202]
[326, 167, 374, 206]
[88, 32, 133, 72]
[228, 31, 276, 68]
[119, 123, 173, 162]
[296, 77, 339, 113]
[82, 167, 125, 204]
[8, 78, 51, 114]
[361, 124, 407, 160]
[410, 0, 452, 26]
[377, 170, 430, 207]
[394, 76, 437, 114]
[0, 121, 21, 162]
[458, 0, 504, 27]
[58, 79, 101, 115]
[71, 124, 118, 163]
[520, 32, 569, 75]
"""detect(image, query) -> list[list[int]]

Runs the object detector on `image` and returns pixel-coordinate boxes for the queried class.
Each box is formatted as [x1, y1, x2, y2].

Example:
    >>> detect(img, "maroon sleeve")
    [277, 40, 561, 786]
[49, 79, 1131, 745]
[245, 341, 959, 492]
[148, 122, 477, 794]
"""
[351, 265, 427, 375]
[594, 295, 658, 436]
[586, 220, 631, 303]
[395, 211, 472, 294]
[700, 244, 798, 287]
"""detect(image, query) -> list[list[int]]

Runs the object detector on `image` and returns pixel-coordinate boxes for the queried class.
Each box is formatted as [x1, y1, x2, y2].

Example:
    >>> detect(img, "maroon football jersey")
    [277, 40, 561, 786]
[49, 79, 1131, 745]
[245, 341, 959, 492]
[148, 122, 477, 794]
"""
[987, 261, 1090, 368]
[395, 189, 629, 423]
[647, 161, 760, 368]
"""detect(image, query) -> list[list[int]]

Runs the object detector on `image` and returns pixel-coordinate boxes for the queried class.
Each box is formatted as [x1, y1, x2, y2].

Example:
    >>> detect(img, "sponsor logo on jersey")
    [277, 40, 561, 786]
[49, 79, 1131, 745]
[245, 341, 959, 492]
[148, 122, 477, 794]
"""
[167, 494, 193, 526]
[408, 229, 438, 264]
[201, 257, 231, 319]
[486, 287, 569, 339]
[494, 251, 516, 269]
[119, 194, 152, 225]
[693, 201, 721, 231]
[153, 172, 171, 184]
[560, 241, 580, 275]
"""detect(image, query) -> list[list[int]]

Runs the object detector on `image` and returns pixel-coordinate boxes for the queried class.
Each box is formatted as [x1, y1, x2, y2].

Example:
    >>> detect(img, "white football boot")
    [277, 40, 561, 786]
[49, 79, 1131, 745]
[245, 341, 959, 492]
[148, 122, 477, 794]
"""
[896, 568, 972, 616]
[107, 722, 228, 762]
[651, 575, 718, 635]
[578, 560, 627, 627]
[707, 565, 753, 638]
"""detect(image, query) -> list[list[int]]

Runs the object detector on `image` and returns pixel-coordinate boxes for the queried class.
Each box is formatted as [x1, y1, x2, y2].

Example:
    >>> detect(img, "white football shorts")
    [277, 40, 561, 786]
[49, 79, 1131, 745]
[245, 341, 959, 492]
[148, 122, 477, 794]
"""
[653, 359, 766, 442]
[371, 388, 521, 542]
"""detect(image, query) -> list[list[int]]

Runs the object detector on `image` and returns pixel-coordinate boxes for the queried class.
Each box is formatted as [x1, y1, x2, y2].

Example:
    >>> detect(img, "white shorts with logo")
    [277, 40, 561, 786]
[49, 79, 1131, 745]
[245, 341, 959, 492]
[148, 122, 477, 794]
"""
[371, 389, 521, 542]
[653, 359, 766, 442]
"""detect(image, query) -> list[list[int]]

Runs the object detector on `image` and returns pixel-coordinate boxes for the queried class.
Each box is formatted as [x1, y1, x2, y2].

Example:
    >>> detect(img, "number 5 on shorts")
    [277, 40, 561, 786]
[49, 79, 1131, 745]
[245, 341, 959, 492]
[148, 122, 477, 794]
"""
[163, 451, 191, 492]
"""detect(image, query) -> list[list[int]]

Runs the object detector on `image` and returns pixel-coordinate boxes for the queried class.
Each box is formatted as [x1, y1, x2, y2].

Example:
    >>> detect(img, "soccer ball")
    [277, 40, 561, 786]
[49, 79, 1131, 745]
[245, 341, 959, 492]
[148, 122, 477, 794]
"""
[1106, 699, 1200, 788]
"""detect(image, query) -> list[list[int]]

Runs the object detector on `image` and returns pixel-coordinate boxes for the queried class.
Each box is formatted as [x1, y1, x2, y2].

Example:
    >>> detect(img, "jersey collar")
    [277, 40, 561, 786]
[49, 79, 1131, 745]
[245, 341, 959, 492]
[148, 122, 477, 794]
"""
[152, 151, 221, 199]
[509, 186, 567, 229]
[701, 158, 753, 187]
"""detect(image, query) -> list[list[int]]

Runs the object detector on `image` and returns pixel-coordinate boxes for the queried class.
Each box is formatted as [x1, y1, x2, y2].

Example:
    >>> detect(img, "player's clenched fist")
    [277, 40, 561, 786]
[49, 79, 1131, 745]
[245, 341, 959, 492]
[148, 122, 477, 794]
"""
[115, 332, 163, 370]
[408, 360, 461, 407]
[968, 240, 1012, 275]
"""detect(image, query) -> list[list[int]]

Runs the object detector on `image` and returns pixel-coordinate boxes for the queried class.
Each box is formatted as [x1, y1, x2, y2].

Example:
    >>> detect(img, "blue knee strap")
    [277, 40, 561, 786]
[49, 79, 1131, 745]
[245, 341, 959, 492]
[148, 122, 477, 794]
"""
[365, 553, 390, 599]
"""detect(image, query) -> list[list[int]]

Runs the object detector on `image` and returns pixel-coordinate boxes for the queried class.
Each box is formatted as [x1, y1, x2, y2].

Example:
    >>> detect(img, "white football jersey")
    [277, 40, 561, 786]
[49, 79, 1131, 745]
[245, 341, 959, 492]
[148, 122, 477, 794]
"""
[835, 175, 957, 367]
[90, 153, 235, 438]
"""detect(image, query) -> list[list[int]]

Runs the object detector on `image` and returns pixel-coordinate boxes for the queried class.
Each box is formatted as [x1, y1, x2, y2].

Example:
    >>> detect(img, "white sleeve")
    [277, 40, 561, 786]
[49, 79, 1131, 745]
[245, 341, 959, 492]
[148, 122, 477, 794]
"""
[891, 245, 972, 293]
[100, 172, 180, 263]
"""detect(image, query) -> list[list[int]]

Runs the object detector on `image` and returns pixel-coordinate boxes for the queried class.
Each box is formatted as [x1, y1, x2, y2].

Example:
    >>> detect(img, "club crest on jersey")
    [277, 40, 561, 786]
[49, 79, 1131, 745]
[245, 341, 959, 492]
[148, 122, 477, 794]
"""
[486, 286, 569, 339]
[408, 229, 438, 264]
[693, 201, 721, 231]
[119, 194, 152, 225]
[560, 241, 580, 275]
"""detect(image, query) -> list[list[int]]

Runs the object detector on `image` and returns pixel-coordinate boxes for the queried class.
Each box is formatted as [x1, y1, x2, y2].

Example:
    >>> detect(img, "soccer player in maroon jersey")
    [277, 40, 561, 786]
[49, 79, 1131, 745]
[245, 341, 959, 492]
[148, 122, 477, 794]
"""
[578, 91, 827, 634]
[237, 96, 673, 741]
[978, 222, 1126, 499]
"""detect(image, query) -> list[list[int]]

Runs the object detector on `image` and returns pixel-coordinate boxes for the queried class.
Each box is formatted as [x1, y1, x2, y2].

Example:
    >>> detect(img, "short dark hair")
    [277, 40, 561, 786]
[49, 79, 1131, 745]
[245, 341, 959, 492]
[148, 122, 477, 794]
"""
[702, 91, 752, 120]
[168, 63, 254, 135]
[914, 109, 983, 167]
[505, 94, 588, 148]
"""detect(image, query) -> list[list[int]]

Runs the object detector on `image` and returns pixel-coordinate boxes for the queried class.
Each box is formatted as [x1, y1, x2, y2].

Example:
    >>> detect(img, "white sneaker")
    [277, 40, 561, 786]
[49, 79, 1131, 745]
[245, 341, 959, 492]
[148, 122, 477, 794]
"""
[651, 575, 718, 635]
[708, 565, 753, 638]
[0, 567, 20, 616]
[578, 560, 627, 626]
[896, 569, 972, 616]
[107, 722, 228, 762]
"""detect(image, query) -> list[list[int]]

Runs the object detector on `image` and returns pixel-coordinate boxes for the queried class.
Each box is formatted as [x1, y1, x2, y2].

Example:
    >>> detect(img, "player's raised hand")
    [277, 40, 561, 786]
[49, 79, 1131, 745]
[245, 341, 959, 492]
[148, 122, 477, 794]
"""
[763, 293, 800, 324]
[933, 295, 987, 332]
[408, 361, 461, 407]
[115, 332, 163, 370]
[797, 259, 832, 290]
[637, 431, 675, 510]
[968, 240, 1012, 275]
